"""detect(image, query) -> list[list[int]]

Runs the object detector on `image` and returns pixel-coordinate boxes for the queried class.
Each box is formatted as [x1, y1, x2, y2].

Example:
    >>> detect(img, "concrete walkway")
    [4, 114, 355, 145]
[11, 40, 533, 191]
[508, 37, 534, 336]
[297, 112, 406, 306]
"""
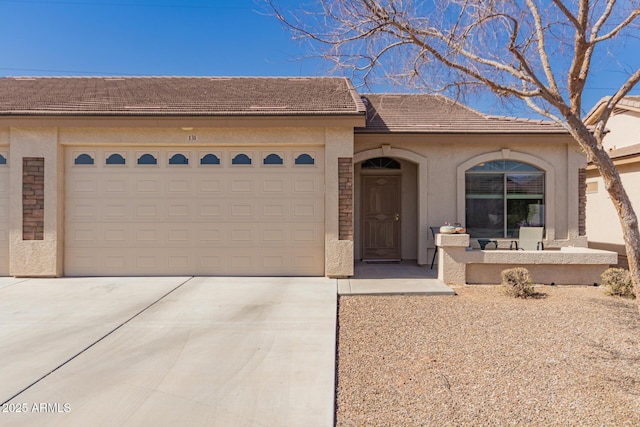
[0, 277, 336, 427]
[338, 261, 456, 295]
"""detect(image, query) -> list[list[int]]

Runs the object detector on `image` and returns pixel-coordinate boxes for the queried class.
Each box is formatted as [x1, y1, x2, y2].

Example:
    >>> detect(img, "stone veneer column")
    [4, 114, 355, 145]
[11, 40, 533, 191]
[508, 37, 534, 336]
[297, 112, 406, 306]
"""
[338, 158, 353, 241]
[22, 157, 45, 240]
[578, 167, 586, 236]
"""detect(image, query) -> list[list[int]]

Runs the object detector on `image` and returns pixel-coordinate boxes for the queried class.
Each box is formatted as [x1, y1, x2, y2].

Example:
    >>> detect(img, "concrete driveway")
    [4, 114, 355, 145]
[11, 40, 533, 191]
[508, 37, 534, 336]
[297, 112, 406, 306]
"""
[0, 276, 337, 427]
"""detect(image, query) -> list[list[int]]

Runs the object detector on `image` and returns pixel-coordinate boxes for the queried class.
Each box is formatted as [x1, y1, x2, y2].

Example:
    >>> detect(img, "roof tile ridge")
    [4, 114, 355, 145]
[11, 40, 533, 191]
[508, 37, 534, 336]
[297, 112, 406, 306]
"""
[344, 79, 367, 113]
[486, 114, 559, 126]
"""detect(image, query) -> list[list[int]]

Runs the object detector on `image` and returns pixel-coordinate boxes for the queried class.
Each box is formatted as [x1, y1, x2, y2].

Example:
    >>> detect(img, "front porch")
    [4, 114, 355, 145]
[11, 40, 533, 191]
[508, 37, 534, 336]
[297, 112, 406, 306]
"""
[338, 260, 455, 295]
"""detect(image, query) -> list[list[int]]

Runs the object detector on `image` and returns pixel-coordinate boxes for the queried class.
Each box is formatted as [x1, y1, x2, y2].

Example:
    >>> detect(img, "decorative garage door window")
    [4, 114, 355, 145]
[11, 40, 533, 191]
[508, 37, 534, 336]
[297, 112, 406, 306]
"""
[263, 153, 284, 165]
[137, 153, 158, 165]
[106, 153, 126, 165]
[74, 154, 95, 165]
[294, 154, 315, 165]
[200, 154, 221, 165]
[169, 154, 189, 165]
[232, 153, 252, 165]
[0, 154, 7, 165]
[465, 160, 545, 239]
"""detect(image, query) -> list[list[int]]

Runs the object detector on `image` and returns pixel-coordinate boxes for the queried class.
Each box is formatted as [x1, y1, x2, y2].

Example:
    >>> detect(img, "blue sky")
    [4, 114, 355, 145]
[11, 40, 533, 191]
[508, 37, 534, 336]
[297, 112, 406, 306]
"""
[1, 0, 638, 117]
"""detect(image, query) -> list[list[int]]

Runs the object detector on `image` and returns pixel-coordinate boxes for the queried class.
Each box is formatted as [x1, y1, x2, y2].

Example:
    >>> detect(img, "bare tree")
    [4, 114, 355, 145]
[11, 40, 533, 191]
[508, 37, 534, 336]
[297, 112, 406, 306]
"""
[269, 0, 640, 308]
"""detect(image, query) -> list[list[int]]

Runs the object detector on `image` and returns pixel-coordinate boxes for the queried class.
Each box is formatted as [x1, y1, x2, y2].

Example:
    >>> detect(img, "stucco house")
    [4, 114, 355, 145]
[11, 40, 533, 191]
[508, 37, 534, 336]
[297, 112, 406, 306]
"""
[0, 76, 591, 278]
[584, 96, 640, 268]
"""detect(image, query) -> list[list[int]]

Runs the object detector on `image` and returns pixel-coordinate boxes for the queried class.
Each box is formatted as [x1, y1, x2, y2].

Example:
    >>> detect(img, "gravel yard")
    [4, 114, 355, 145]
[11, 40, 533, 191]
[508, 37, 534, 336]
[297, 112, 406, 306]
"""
[335, 285, 640, 426]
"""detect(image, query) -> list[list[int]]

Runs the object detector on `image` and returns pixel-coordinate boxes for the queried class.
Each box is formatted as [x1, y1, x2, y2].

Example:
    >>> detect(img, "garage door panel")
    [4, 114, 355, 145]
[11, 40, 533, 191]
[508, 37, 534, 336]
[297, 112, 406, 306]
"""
[66, 147, 325, 276]
[104, 178, 129, 194]
[293, 175, 324, 194]
[198, 178, 224, 194]
[167, 178, 192, 194]
[261, 178, 288, 193]
[293, 200, 324, 221]
[69, 177, 98, 193]
[66, 246, 324, 277]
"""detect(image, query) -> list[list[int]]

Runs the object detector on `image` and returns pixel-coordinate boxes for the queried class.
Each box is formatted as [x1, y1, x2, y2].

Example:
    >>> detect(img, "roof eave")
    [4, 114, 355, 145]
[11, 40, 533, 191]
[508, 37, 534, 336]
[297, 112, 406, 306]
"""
[354, 129, 569, 135]
[0, 112, 367, 128]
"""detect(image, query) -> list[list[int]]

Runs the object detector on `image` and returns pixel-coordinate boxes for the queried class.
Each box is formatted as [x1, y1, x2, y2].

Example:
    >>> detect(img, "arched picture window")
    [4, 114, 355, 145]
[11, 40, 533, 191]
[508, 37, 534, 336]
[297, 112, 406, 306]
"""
[465, 160, 545, 238]
[232, 153, 252, 165]
[169, 153, 189, 165]
[137, 154, 157, 165]
[294, 154, 315, 165]
[74, 153, 94, 165]
[0, 154, 7, 165]
[106, 153, 126, 165]
[361, 157, 400, 169]
[200, 154, 221, 165]
[263, 153, 283, 165]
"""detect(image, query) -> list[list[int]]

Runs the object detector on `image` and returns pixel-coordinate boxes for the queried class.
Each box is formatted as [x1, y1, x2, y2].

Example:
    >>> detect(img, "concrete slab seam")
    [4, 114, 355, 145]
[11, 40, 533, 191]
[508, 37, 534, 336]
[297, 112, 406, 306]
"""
[1, 276, 196, 406]
[0, 278, 31, 290]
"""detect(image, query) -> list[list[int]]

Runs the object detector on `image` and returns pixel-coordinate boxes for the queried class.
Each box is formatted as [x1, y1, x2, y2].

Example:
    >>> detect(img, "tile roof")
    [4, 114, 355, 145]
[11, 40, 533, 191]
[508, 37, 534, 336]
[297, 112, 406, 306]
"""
[618, 96, 640, 110]
[585, 95, 640, 123]
[356, 93, 567, 134]
[0, 76, 366, 116]
[608, 143, 640, 160]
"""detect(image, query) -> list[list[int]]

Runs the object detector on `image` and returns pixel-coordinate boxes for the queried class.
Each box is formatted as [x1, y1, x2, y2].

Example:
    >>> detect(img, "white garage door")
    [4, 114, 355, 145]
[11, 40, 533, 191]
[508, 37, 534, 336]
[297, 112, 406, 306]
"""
[0, 151, 8, 276]
[65, 147, 325, 276]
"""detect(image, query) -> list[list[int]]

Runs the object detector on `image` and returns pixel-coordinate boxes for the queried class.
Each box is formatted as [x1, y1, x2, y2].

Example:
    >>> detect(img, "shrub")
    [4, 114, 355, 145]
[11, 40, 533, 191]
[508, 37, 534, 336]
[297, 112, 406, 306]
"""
[601, 268, 636, 299]
[501, 267, 535, 298]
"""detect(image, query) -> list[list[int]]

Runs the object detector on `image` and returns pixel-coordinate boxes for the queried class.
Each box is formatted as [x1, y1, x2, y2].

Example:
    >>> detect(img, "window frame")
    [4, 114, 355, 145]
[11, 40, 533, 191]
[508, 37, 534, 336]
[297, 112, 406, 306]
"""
[465, 160, 545, 238]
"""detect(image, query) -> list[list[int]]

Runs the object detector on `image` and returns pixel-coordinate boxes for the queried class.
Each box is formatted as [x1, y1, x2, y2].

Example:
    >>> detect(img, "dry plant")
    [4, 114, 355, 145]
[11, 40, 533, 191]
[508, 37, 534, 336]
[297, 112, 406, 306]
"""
[602, 267, 636, 299]
[501, 267, 536, 298]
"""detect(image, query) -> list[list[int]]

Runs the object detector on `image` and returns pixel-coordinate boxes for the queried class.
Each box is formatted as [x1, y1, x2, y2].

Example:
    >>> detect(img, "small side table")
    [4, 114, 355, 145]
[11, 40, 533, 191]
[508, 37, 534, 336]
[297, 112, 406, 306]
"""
[477, 239, 498, 250]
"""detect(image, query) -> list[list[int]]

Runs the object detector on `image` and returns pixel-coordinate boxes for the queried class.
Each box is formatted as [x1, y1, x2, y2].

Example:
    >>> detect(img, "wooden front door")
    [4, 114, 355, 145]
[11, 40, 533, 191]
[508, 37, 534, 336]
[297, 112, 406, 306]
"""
[362, 175, 401, 260]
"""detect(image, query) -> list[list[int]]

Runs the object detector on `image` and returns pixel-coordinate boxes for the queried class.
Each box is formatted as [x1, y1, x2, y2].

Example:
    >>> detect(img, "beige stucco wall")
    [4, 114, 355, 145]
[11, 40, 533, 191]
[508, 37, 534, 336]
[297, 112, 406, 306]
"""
[0, 127, 9, 144]
[324, 128, 355, 277]
[0, 132, 9, 276]
[355, 133, 585, 266]
[586, 162, 640, 259]
[59, 126, 329, 146]
[5, 122, 359, 278]
[4, 118, 583, 278]
[585, 109, 640, 264]
[9, 127, 64, 276]
[600, 110, 640, 150]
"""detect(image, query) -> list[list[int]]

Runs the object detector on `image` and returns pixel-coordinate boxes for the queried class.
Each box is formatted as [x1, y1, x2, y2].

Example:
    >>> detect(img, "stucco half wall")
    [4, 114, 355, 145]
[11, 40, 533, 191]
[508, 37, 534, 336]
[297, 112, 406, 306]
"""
[436, 233, 617, 285]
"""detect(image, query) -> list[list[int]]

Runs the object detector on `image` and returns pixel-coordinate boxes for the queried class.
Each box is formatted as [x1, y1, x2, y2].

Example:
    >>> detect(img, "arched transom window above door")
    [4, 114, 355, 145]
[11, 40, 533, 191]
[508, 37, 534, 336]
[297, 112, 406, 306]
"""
[361, 157, 401, 169]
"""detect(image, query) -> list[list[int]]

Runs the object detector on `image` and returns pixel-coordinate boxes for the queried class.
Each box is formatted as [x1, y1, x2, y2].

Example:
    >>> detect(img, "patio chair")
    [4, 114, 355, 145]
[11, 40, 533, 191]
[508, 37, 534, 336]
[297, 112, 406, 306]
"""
[430, 226, 440, 269]
[510, 226, 544, 250]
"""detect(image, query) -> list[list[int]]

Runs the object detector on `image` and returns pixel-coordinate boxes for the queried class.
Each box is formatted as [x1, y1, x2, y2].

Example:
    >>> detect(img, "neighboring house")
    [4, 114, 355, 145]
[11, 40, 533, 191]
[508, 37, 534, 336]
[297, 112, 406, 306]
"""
[584, 96, 640, 268]
[0, 76, 586, 278]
